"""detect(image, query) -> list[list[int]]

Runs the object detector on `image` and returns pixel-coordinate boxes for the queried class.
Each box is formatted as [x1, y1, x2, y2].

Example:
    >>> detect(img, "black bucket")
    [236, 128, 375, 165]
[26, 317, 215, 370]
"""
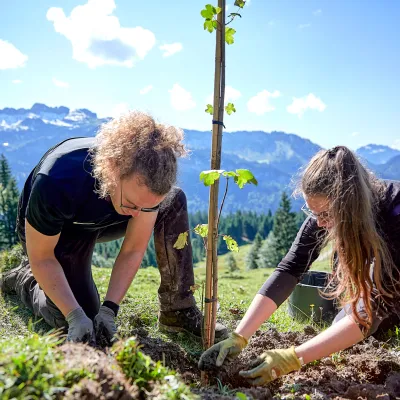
[287, 270, 338, 323]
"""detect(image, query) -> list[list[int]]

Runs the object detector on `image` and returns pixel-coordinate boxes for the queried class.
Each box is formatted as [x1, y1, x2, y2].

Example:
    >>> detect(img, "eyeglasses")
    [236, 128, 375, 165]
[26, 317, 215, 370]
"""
[120, 183, 160, 213]
[301, 203, 331, 221]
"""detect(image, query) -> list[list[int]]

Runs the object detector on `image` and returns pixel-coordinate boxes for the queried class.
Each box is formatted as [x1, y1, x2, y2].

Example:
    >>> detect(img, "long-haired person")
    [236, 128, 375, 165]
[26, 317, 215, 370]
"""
[199, 146, 400, 385]
[0, 111, 228, 345]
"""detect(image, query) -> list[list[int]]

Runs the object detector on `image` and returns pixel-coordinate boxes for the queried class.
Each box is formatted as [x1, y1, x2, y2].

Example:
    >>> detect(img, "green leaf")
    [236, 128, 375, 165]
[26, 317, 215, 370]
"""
[215, 6, 222, 14]
[205, 104, 214, 114]
[234, 0, 246, 8]
[222, 170, 238, 178]
[194, 224, 208, 238]
[234, 169, 258, 189]
[200, 4, 215, 20]
[223, 235, 239, 252]
[173, 232, 188, 250]
[228, 12, 242, 18]
[235, 393, 248, 400]
[225, 102, 236, 115]
[204, 19, 215, 33]
[225, 27, 236, 45]
[199, 170, 224, 186]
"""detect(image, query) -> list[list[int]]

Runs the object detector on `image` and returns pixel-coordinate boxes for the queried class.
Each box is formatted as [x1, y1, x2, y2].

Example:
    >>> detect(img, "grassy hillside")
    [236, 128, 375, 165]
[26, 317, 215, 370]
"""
[2, 245, 399, 399]
[0, 244, 332, 341]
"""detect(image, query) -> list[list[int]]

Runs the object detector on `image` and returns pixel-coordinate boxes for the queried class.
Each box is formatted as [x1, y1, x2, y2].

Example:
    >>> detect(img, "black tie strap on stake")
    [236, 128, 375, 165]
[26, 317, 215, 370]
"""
[212, 120, 226, 129]
[204, 297, 218, 303]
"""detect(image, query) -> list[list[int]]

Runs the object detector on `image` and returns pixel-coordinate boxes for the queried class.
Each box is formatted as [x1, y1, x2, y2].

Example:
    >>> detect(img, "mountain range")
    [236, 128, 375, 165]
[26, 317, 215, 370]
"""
[1, 103, 399, 213]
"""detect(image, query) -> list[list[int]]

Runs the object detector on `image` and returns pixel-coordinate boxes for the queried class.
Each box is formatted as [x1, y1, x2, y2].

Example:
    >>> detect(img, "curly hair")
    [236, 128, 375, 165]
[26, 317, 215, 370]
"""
[296, 146, 398, 332]
[90, 111, 188, 197]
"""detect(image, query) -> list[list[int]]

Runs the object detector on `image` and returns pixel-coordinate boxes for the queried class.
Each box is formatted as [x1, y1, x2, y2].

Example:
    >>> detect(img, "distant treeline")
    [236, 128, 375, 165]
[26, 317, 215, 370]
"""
[94, 202, 306, 268]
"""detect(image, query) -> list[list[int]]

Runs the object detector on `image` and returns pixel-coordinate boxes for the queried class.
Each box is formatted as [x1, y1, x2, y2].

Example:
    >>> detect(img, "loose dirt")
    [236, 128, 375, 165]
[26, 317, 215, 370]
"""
[134, 326, 400, 399]
[59, 343, 139, 399]
[58, 326, 400, 399]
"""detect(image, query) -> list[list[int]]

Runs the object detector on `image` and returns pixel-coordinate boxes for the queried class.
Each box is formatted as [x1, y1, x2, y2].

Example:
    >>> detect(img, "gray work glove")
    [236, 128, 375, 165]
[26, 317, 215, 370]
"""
[94, 305, 117, 347]
[198, 332, 248, 370]
[66, 307, 95, 344]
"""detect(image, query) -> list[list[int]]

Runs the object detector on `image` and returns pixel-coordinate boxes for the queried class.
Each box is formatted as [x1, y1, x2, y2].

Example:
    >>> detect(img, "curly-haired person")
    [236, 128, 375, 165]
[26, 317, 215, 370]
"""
[0, 111, 228, 345]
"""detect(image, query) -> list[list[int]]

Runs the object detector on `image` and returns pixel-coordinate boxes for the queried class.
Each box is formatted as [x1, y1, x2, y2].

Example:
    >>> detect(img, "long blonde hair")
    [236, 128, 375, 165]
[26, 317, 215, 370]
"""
[300, 146, 397, 330]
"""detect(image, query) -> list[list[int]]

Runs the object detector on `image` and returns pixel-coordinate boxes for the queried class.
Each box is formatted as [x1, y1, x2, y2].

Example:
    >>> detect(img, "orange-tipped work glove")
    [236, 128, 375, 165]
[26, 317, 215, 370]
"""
[239, 347, 302, 386]
[198, 332, 248, 370]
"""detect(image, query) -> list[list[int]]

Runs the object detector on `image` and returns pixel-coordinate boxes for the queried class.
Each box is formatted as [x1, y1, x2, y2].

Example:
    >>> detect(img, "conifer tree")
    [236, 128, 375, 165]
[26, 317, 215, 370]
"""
[257, 231, 280, 268]
[273, 191, 298, 260]
[245, 232, 263, 270]
[257, 192, 298, 268]
[227, 253, 239, 274]
[0, 155, 19, 249]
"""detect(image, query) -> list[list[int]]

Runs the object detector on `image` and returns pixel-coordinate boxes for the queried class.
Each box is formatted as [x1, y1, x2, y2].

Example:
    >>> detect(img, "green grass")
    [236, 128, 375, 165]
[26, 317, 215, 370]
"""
[0, 243, 332, 398]
[1, 243, 332, 344]
[0, 332, 91, 399]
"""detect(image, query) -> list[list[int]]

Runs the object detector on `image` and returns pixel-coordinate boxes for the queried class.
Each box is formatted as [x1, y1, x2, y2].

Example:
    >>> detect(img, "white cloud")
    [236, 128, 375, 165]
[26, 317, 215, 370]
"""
[12, 79, 22, 84]
[392, 139, 400, 150]
[0, 39, 28, 70]
[159, 42, 183, 57]
[169, 84, 196, 111]
[140, 85, 153, 95]
[313, 9, 322, 16]
[52, 78, 70, 88]
[46, 0, 156, 68]
[247, 90, 281, 115]
[206, 85, 241, 105]
[299, 24, 311, 29]
[351, 131, 360, 137]
[287, 93, 326, 117]
[111, 102, 130, 117]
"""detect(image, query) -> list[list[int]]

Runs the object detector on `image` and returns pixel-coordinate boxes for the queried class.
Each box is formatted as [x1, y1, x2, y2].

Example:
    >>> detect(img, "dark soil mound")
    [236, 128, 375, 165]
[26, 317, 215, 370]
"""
[192, 327, 400, 399]
[60, 343, 138, 399]
[135, 331, 199, 383]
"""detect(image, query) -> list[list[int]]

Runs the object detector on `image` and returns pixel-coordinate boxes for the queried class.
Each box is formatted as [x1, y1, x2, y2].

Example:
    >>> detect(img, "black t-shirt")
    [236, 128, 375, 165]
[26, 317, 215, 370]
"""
[17, 137, 131, 243]
[258, 180, 400, 306]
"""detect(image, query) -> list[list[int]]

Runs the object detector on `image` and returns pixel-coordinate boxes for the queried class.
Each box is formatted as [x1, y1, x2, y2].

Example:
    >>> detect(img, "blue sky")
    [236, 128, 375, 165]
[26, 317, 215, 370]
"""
[0, 0, 399, 150]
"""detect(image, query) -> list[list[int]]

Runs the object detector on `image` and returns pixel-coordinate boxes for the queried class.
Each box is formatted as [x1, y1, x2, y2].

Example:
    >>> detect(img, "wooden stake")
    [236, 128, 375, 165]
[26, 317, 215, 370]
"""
[202, 0, 226, 382]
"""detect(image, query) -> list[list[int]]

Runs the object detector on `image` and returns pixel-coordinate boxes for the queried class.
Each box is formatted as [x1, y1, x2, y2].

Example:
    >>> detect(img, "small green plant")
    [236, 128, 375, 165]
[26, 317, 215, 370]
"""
[309, 304, 315, 322]
[114, 337, 196, 399]
[236, 392, 250, 400]
[289, 383, 302, 393]
[115, 337, 170, 388]
[216, 378, 236, 396]
[331, 350, 345, 365]
[0, 332, 93, 400]
[63, 368, 95, 387]
[0, 243, 25, 273]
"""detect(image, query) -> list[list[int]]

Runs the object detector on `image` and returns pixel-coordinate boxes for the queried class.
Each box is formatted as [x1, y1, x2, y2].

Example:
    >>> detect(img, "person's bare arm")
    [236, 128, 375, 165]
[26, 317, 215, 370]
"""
[25, 219, 80, 316]
[235, 294, 278, 339]
[295, 314, 364, 363]
[104, 212, 158, 304]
